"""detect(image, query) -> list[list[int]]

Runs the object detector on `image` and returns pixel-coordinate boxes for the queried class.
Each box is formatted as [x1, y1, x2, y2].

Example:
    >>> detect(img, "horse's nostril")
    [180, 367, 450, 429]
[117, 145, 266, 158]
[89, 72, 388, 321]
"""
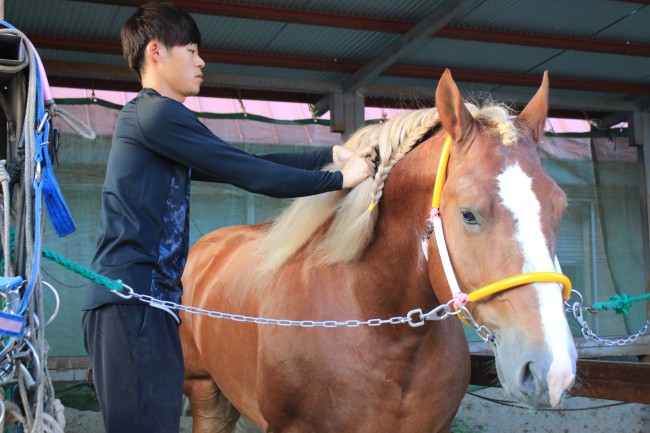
[521, 361, 536, 391]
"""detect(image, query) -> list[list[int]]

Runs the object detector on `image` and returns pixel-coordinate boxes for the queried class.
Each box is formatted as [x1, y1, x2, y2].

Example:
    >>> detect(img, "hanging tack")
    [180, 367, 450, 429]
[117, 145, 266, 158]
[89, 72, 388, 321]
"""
[237, 91, 247, 118]
[309, 103, 318, 123]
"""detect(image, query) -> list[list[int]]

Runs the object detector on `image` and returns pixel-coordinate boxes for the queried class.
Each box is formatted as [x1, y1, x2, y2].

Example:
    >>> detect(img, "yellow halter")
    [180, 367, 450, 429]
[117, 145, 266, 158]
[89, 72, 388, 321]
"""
[425, 134, 572, 304]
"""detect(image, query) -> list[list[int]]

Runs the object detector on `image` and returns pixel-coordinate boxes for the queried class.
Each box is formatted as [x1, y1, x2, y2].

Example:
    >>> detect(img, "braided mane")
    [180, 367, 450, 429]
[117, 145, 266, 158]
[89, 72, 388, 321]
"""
[258, 102, 515, 271]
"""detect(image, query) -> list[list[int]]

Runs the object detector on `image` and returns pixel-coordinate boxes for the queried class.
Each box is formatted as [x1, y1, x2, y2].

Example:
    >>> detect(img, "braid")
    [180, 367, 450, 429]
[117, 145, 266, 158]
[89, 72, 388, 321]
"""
[474, 103, 518, 147]
[368, 109, 440, 212]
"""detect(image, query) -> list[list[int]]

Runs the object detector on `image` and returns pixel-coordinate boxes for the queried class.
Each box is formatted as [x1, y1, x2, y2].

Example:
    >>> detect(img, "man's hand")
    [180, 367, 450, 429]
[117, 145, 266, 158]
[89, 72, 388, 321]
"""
[333, 145, 377, 165]
[339, 146, 377, 189]
[333, 145, 352, 165]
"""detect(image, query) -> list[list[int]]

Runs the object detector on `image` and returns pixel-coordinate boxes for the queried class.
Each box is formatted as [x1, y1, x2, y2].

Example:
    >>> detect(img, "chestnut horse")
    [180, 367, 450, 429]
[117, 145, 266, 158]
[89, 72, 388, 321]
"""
[180, 70, 577, 433]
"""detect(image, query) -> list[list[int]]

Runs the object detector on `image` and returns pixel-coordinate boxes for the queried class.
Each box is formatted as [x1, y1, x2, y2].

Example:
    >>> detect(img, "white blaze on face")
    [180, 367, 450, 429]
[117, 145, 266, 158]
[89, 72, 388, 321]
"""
[497, 163, 575, 407]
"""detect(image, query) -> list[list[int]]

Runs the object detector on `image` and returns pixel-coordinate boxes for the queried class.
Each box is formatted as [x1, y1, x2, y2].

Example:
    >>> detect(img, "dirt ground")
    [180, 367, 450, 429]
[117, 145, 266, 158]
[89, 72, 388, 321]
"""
[62, 388, 649, 433]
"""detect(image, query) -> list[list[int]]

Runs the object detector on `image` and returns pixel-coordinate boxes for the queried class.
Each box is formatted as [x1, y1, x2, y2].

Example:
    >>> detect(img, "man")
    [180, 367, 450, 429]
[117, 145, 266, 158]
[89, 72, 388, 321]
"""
[82, 2, 376, 432]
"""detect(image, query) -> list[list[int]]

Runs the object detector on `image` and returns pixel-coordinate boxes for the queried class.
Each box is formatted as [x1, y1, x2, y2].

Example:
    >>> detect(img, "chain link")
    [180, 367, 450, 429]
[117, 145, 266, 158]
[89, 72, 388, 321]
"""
[113, 286, 492, 340]
[566, 289, 650, 346]
[119, 289, 414, 328]
[456, 306, 495, 344]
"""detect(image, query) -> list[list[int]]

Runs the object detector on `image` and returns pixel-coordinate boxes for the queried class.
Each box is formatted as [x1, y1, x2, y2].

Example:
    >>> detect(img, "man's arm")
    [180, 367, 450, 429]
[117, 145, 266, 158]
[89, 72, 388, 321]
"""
[141, 98, 374, 196]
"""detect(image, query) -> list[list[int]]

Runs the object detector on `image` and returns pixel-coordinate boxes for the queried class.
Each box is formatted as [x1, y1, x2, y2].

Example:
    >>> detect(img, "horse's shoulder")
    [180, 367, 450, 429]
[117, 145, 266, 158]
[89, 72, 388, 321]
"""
[191, 223, 269, 253]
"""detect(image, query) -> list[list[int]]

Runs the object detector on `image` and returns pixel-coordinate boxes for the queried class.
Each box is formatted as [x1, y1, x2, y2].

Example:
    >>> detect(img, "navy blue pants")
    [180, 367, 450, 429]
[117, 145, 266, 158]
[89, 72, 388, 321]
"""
[82, 304, 184, 433]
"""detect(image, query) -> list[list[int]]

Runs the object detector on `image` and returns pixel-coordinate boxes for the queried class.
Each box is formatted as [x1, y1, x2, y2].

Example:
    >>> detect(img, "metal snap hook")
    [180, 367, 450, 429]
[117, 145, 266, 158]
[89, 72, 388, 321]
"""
[110, 282, 134, 299]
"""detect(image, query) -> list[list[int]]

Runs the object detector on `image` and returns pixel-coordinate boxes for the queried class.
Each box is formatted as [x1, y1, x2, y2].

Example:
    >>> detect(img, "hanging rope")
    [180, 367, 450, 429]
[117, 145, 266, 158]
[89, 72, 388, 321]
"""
[0, 161, 13, 277]
[0, 23, 56, 432]
[0, 20, 88, 432]
[590, 293, 650, 315]
[47, 104, 96, 140]
[41, 248, 122, 292]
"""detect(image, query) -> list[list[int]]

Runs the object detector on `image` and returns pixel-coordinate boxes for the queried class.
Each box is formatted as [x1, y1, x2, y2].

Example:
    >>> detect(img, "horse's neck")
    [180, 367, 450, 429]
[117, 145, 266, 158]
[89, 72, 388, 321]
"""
[355, 143, 440, 314]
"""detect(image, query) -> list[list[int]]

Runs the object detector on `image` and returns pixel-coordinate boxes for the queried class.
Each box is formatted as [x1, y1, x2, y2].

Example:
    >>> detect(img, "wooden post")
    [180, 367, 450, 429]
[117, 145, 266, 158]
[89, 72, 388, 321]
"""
[329, 91, 366, 141]
[342, 92, 365, 141]
[637, 114, 650, 287]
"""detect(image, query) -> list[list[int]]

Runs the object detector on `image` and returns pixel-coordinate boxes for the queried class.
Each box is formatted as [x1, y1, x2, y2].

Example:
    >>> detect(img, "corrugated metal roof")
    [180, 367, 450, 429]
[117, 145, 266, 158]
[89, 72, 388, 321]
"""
[266, 24, 398, 61]
[9, 0, 126, 40]
[544, 50, 650, 82]
[407, 38, 563, 72]
[4, 0, 650, 119]
[456, 0, 634, 36]
[196, 16, 285, 52]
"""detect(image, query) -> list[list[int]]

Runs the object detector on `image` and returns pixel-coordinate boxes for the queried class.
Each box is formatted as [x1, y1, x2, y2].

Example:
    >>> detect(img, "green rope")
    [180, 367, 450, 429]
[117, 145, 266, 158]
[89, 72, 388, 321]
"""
[590, 293, 650, 315]
[41, 248, 123, 292]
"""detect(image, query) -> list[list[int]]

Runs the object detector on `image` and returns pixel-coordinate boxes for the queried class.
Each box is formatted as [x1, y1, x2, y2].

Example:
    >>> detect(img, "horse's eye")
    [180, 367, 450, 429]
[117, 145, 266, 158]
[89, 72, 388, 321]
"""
[461, 210, 478, 225]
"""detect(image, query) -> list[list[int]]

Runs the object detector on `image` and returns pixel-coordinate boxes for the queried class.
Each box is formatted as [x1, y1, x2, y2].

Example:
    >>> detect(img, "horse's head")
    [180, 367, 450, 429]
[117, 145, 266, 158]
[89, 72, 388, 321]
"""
[429, 69, 576, 408]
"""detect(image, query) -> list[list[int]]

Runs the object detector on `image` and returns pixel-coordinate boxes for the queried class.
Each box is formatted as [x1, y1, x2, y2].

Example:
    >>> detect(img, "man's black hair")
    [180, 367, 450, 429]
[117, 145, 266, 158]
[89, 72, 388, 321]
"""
[121, 1, 201, 80]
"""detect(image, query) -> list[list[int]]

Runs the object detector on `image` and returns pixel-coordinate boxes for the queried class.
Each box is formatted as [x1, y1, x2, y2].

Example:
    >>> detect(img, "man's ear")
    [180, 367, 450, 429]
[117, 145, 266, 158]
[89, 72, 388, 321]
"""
[145, 40, 163, 63]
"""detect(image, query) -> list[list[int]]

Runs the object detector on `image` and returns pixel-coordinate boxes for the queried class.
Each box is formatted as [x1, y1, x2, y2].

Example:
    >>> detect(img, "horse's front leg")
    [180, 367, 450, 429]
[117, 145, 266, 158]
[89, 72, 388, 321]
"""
[185, 376, 241, 433]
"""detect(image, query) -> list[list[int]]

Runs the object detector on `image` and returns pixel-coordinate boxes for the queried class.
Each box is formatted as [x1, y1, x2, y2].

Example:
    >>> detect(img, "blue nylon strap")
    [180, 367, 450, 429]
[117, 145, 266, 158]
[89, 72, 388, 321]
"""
[0, 20, 15, 29]
[0, 311, 25, 338]
[1, 19, 76, 237]
[40, 141, 76, 236]
[34, 45, 76, 237]
[18, 177, 43, 314]
[31, 37, 75, 236]
[17, 40, 46, 314]
[0, 276, 23, 289]
[0, 276, 25, 335]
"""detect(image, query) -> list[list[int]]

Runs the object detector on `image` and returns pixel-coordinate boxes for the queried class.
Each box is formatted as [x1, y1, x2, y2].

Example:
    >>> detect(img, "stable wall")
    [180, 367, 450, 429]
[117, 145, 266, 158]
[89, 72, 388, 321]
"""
[39, 118, 648, 357]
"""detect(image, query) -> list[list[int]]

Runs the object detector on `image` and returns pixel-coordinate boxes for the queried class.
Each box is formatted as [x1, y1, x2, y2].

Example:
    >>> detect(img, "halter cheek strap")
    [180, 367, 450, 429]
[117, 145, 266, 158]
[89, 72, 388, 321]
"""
[421, 135, 572, 306]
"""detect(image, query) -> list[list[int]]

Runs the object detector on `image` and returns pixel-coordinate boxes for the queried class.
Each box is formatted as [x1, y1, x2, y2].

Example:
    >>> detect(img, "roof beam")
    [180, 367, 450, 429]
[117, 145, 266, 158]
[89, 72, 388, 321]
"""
[78, 0, 650, 57]
[41, 59, 645, 116]
[28, 34, 361, 72]
[436, 26, 650, 57]
[30, 35, 650, 96]
[341, 0, 481, 94]
[41, 59, 342, 94]
[313, 0, 480, 117]
[76, 0, 418, 32]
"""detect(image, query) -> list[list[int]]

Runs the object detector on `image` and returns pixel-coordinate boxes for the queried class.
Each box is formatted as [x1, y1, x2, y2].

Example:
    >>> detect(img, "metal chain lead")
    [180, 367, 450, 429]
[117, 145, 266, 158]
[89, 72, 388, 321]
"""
[112, 286, 491, 339]
[566, 289, 650, 346]
[115, 286, 648, 346]
[456, 306, 495, 344]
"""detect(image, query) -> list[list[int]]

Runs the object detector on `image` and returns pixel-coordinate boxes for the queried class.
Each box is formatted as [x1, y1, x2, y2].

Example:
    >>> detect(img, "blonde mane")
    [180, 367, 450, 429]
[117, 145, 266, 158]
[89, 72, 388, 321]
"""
[258, 102, 515, 271]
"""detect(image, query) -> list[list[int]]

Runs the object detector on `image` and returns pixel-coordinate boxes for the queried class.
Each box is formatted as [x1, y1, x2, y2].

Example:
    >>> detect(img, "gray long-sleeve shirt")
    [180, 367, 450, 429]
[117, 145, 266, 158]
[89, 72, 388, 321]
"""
[84, 88, 342, 310]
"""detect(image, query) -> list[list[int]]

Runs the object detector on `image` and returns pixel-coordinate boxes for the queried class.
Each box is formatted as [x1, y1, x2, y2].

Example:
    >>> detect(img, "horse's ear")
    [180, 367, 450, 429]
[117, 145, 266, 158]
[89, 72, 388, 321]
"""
[435, 69, 474, 145]
[518, 71, 549, 143]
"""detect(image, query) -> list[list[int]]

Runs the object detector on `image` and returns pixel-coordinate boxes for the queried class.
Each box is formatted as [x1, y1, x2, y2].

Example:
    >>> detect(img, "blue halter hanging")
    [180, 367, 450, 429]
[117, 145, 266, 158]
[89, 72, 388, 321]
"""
[0, 21, 76, 336]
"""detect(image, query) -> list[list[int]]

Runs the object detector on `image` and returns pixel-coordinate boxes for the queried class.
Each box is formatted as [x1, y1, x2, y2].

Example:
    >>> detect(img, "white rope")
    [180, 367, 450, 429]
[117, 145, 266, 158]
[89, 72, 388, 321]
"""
[48, 103, 96, 140]
[0, 160, 13, 276]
